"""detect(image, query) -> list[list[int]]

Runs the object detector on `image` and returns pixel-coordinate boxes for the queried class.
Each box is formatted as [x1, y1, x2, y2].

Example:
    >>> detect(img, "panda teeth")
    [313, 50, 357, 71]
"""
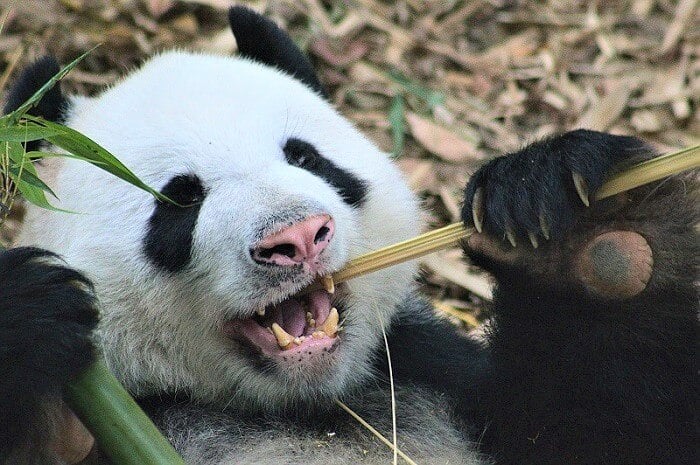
[306, 312, 316, 327]
[320, 307, 339, 337]
[271, 323, 294, 350]
[256, 308, 266, 317]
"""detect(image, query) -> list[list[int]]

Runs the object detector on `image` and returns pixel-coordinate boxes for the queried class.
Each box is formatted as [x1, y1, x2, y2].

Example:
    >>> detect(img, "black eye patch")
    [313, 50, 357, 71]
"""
[283, 138, 368, 208]
[143, 174, 206, 273]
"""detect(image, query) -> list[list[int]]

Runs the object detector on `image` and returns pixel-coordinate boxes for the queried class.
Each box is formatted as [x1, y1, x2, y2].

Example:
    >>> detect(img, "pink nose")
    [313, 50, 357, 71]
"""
[251, 215, 335, 268]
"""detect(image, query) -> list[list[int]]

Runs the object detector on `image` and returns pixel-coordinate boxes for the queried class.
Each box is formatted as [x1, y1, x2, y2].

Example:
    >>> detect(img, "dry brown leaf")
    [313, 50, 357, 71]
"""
[180, 0, 238, 10]
[395, 158, 437, 192]
[439, 185, 462, 223]
[575, 79, 638, 131]
[144, 0, 175, 18]
[405, 112, 479, 163]
[433, 300, 481, 328]
[422, 250, 494, 301]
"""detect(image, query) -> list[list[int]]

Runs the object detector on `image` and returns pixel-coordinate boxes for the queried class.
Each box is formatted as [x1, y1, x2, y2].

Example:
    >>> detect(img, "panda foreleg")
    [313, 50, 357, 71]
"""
[380, 296, 489, 429]
[460, 130, 699, 465]
[0, 247, 98, 464]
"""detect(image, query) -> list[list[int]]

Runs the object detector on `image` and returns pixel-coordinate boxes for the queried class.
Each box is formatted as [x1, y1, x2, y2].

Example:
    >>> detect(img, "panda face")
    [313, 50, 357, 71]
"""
[22, 51, 421, 410]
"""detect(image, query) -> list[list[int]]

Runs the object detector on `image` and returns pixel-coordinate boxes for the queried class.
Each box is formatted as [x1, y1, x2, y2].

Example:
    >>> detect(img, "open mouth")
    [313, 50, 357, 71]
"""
[223, 276, 344, 358]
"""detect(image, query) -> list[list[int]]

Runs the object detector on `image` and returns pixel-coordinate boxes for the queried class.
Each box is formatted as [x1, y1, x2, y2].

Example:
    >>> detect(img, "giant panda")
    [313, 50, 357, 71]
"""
[1, 6, 697, 465]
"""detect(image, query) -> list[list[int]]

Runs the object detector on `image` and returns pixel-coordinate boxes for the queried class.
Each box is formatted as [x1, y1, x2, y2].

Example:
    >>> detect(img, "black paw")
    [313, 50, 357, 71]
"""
[462, 129, 653, 246]
[0, 247, 98, 457]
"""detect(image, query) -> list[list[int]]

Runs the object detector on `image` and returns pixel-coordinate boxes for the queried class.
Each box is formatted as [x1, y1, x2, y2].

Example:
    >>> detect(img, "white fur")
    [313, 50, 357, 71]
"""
[19, 51, 420, 407]
[18, 51, 486, 464]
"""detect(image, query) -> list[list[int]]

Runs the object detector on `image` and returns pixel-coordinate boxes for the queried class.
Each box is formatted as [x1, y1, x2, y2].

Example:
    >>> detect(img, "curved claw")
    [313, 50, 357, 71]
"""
[539, 211, 551, 240]
[472, 187, 484, 233]
[505, 227, 517, 248]
[528, 231, 539, 249]
[572, 171, 590, 207]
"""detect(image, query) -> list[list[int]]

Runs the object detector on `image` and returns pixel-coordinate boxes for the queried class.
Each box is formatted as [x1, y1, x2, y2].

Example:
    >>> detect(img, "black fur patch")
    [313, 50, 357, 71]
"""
[283, 138, 368, 207]
[0, 247, 97, 462]
[4, 56, 67, 152]
[143, 174, 206, 273]
[228, 6, 328, 99]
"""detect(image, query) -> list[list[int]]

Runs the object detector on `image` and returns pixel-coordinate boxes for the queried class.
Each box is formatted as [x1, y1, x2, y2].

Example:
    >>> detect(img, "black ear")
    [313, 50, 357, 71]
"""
[4, 56, 67, 151]
[4, 56, 66, 122]
[228, 6, 328, 99]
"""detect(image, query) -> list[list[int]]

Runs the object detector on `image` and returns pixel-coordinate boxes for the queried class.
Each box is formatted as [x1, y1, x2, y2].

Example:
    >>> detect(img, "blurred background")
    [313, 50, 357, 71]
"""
[1, 0, 698, 326]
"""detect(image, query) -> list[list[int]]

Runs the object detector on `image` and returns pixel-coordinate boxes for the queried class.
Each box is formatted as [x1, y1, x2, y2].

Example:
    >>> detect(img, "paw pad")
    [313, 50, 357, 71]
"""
[574, 231, 653, 299]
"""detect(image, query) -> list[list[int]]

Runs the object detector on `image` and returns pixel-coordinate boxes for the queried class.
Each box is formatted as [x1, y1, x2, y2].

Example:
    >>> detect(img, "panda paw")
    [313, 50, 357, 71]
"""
[0, 247, 98, 461]
[462, 129, 653, 245]
[461, 129, 658, 295]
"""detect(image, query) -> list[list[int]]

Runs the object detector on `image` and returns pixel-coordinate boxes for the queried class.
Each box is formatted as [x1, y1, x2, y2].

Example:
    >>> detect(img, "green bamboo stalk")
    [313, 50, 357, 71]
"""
[65, 361, 185, 465]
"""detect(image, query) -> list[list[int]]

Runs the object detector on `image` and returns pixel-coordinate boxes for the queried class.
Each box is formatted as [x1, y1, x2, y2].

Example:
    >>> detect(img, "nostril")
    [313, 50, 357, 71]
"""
[252, 215, 334, 267]
[257, 243, 297, 260]
[314, 226, 330, 245]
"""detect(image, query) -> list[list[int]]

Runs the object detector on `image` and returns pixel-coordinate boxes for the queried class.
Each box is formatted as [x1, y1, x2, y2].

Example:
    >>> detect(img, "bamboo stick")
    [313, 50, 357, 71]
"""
[66, 361, 186, 465]
[330, 145, 700, 285]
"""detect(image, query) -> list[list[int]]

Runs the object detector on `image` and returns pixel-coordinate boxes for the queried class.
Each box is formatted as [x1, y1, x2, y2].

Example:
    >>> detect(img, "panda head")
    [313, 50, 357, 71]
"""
[12, 7, 421, 411]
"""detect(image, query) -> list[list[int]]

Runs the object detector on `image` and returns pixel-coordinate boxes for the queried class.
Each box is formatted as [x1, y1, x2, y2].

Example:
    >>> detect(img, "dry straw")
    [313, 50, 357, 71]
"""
[331, 145, 700, 285]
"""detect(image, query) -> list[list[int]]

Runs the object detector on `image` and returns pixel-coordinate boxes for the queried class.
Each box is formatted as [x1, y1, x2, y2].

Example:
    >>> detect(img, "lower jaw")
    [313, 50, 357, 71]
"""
[233, 327, 341, 361]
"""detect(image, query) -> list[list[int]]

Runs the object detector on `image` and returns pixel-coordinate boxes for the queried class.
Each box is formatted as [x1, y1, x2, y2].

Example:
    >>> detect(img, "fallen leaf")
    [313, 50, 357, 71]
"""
[145, 0, 175, 18]
[422, 250, 494, 300]
[405, 112, 479, 163]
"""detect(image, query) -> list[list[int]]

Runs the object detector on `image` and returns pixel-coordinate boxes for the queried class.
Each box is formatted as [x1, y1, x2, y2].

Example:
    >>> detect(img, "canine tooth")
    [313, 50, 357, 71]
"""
[321, 307, 339, 337]
[256, 308, 266, 317]
[312, 331, 326, 339]
[306, 312, 316, 327]
[320, 275, 335, 294]
[572, 171, 590, 207]
[472, 187, 484, 233]
[271, 323, 294, 350]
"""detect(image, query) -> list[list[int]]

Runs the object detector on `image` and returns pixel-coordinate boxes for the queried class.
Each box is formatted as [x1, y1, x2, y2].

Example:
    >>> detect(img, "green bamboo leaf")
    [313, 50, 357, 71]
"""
[25, 116, 172, 204]
[12, 177, 69, 212]
[389, 94, 405, 158]
[8, 163, 56, 197]
[0, 125, 62, 142]
[5, 47, 98, 124]
[387, 70, 445, 109]
[3, 140, 26, 166]
[25, 150, 109, 165]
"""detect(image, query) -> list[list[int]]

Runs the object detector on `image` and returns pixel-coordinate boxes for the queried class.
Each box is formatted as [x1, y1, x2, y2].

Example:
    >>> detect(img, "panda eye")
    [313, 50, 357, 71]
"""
[283, 138, 319, 169]
[282, 137, 368, 208]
